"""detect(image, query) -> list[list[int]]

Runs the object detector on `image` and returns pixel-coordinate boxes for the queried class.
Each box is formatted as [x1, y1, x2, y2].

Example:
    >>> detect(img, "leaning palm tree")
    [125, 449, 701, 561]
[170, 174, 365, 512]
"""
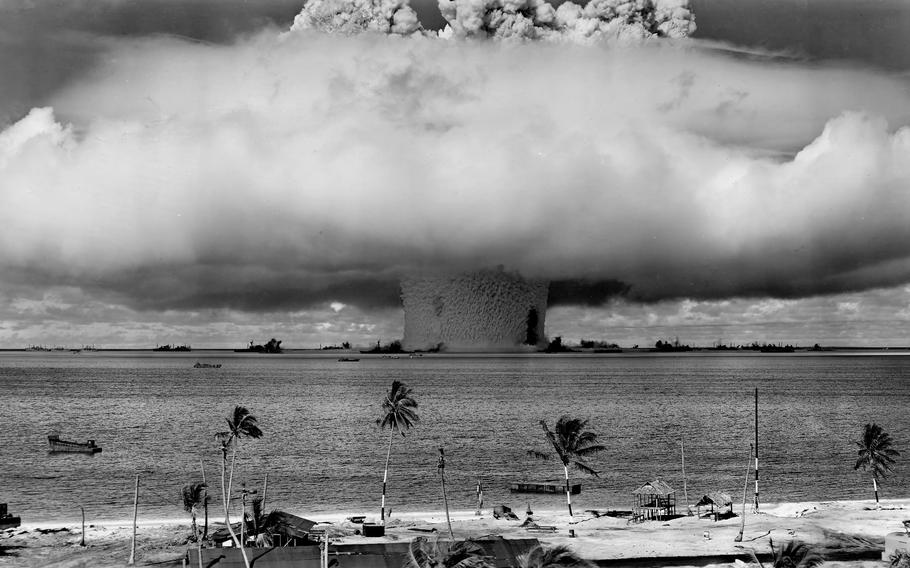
[748, 540, 824, 568]
[854, 422, 900, 504]
[214, 406, 263, 568]
[407, 536, 494, 568]
[529, 416, 605, 516]
[377, 380, 419, 523]
[517, 544, 595, 568]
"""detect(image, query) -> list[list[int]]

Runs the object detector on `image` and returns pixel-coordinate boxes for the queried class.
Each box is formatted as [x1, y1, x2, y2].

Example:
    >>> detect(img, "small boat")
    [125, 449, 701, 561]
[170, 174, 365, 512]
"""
[337, 358, 360, 362]
[0, 503, 20, 530]
[193, 362, 222, 368]
[509, 481, 581, 495]
[48, 434, 102, 454]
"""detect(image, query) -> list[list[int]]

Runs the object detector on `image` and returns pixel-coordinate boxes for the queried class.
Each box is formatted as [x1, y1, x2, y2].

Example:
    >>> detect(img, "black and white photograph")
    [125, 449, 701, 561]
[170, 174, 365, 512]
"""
[1, 0, 910, 566]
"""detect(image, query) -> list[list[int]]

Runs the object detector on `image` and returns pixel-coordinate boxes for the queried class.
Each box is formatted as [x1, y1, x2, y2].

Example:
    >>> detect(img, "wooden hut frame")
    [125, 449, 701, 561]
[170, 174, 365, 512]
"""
[694, 492, 732, 521]
[632, 479, 677, 521]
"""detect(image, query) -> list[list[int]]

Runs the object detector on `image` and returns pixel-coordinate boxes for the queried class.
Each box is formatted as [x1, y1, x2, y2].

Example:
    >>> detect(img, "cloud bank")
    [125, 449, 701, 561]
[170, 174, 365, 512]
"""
[1, 23, 910, 314]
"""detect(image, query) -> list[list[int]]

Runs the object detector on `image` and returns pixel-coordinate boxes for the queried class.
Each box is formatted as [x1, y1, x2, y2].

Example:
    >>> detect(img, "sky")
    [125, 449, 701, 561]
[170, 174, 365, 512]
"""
[1, 0, 909, 349]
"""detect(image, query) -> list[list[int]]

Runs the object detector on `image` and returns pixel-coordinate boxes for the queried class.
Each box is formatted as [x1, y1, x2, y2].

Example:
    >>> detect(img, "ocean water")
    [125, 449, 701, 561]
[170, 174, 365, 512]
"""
[2, 351, 909, 524]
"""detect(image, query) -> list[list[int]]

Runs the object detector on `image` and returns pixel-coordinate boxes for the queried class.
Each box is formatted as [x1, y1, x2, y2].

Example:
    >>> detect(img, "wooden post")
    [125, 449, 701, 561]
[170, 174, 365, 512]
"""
[754, 388, 760, 512]
[80, 506, 85, 546]
[200, 460, 209, 539]
[438, 447, 454, 540]
[680, 440, 689, 514]
[735, 444, 752, 542]
[129, 474, 139, 565]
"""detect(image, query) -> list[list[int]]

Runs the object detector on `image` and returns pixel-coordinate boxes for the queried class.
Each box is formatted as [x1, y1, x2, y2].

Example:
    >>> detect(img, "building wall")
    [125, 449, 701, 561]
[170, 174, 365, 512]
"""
[400, 269, 548, 351]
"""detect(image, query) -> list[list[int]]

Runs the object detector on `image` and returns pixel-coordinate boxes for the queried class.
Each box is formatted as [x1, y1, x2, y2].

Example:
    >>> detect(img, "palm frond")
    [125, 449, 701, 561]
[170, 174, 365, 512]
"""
[855, 423, 900, 479]
[573, 444, 606, 457]
[540, 420, 567, 464]
[182, 482, 205, 513]
[517, 544, 595, 568]
[572, 460, 600, 477]
[379, 380, 420, 435]
[771, 540, 823, 568]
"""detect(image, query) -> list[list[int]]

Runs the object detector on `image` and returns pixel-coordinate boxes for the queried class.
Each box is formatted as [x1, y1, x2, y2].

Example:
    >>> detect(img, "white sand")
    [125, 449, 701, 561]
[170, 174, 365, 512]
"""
[2, 499, 906, 567]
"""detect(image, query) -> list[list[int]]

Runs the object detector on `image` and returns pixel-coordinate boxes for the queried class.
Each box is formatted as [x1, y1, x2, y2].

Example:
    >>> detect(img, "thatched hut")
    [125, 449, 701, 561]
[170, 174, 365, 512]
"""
[694, 492, 733, 520]
[632, 479, 676, 521]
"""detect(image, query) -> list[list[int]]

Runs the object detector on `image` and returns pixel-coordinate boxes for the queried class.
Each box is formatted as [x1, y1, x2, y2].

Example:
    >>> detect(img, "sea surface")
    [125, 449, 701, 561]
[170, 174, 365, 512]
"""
[2, 350, 910, 524]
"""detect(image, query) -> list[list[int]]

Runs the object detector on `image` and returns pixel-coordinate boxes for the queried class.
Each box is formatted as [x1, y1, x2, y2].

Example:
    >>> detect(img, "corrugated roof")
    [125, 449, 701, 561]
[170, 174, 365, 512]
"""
[631, 479, 676, 496]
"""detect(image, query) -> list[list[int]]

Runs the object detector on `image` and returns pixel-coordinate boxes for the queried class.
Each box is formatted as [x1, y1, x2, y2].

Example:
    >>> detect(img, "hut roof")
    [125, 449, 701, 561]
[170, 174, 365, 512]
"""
[632, 479, 675, 496]
[695, 492, 732, 507]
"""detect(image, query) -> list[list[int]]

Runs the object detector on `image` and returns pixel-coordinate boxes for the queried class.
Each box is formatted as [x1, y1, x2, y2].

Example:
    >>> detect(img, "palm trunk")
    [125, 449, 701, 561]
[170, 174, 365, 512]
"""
[873, 477, 880, 504]
[201, 460, 209, 539]
[563, 464, 573, 517]
[381, 429, 393, 523]
[221, 448, 249, 568]
[226, 446, 251, 568]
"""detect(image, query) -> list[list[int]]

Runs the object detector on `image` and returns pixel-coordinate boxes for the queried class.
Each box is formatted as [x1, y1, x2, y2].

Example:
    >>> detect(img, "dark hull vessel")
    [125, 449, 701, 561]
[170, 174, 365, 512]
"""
[48, 434, 102, 454]
[0, 503, 20, 530]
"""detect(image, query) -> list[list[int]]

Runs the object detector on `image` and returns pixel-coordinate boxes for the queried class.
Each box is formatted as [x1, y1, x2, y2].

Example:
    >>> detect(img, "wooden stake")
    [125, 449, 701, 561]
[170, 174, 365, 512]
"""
[129, 474, 139, 565]
[754, 387, 760, 512]
[200, 460, 209, 540]
[438, 447, 454, 540]
[80, 506, 85, 547]
[735, 444, 752, 542]
[680, 440, 689, 514]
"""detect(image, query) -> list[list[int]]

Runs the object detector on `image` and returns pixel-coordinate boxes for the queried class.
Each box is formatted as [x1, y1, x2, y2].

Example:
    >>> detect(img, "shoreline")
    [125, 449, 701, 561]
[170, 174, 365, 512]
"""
[12, 498, 907, 529]
[3, 498, 906, 567]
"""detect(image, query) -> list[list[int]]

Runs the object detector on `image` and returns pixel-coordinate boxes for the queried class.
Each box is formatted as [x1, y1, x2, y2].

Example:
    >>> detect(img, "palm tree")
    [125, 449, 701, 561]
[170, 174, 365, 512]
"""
[529, 416, 605, 516]
[517, 544, 595, 568]
[214, 406, 263, 568]
[748, 540, 823, 568]
[854, 422, 900, 504]
[181, 482, 206, 541]
[182, 482, 207, 568]
[377, 380, 419, 523]
[407, 536, 494, 568]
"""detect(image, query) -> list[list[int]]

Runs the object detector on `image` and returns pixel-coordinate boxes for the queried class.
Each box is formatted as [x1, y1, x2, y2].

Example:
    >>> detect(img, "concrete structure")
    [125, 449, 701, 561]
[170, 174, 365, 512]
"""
[400, 268, 548, 352]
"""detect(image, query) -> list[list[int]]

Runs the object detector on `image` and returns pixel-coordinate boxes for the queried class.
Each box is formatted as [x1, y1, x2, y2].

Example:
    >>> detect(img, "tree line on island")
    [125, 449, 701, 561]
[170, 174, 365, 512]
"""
[177, 388, 903, 568]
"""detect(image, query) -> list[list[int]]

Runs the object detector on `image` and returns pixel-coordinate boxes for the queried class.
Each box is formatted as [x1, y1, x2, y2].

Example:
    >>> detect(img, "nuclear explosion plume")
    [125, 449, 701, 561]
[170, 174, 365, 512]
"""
[292, 0, 696, 41]
[1, 0, 910, 347]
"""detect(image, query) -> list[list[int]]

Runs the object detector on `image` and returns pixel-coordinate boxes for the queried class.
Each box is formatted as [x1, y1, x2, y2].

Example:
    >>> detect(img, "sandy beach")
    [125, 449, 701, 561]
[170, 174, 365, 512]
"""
[1, 499, 905, 567]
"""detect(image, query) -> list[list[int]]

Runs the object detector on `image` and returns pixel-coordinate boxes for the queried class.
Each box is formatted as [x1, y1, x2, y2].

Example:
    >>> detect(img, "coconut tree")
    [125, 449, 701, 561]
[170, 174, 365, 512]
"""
[517, 544, 595, 568]
[529, 416, 605, 516]
[748, 540, 823, 568]
[181, 482, 206, 541]
[377, 380, 419, 523]
[854, 422, 900, 504]
[214, 406, 263, 568]
[182, 482, 207, 568]
[407, 536, 493, 568]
